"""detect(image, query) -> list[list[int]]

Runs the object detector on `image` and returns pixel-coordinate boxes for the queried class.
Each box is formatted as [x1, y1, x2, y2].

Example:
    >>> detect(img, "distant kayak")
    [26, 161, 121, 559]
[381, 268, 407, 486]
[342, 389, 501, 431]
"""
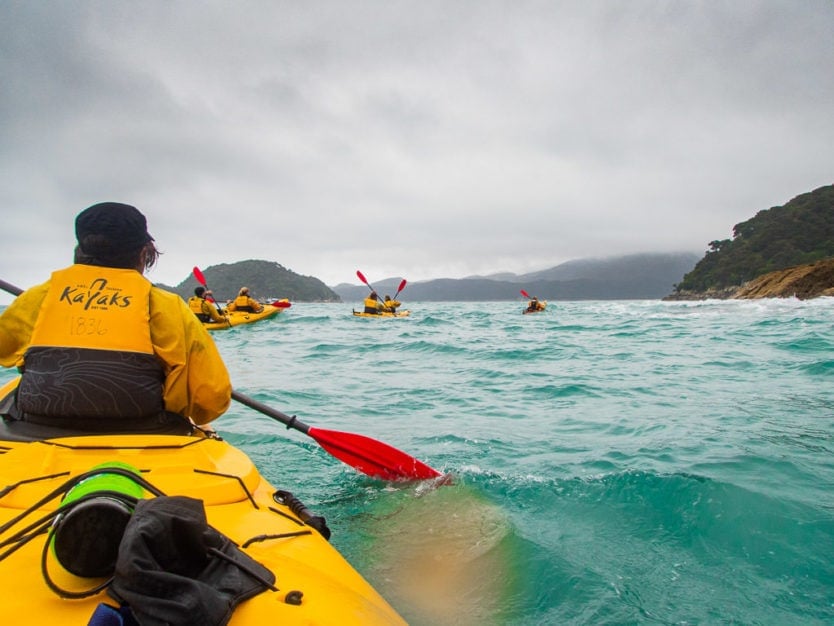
[523, 301, 547, 314]
[204, 300, 289, 330]
[352, 309, 411, 318]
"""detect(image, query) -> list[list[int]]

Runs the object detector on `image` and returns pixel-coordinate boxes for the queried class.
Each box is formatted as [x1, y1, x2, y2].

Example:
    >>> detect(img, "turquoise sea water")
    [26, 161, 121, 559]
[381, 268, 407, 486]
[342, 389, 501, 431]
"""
[214, 298, 834, 625]
[3, 298, 833, 624]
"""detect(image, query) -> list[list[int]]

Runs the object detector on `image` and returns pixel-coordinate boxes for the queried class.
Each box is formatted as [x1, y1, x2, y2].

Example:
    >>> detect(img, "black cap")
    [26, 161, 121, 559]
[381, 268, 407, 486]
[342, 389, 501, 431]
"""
[75, 202, 154, 254]
[195, 286, 206, 297]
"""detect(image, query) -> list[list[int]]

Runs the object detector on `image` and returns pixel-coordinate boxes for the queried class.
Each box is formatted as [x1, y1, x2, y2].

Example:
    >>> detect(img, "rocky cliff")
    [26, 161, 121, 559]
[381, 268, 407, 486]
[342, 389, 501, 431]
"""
[733, 258, 834, 300]
[666, 258, 834, 300]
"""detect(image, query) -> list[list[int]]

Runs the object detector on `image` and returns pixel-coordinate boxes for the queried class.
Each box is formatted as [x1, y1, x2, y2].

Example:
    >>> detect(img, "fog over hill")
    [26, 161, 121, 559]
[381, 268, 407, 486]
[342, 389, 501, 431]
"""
[332, 252, 700, 302]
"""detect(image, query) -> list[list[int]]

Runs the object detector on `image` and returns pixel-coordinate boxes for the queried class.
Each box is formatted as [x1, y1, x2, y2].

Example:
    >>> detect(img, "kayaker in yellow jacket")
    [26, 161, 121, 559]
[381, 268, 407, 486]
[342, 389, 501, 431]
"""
[189, 286, 227, 323]
[526, 297, 544, 312]
[0, 202, 231, 437]
[382, 295, 401, 313]
[364, 291, 383, 314]
[227, 286, 264, 313]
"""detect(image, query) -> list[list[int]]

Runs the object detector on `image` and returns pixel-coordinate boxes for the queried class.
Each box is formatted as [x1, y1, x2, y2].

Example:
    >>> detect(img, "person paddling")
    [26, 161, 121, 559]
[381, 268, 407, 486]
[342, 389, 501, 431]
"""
[227, 286, 264, 313]
[382, 294, 401, 313]
[363, 291, 383, 314]
[189, 286, 228, 323]
[526, 296, 544, 313]
[0, 202, 231, 439]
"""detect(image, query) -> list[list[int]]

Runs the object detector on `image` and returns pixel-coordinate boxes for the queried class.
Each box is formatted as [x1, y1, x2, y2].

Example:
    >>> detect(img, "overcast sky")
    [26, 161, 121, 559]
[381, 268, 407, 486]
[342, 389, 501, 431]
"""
[1, 1, 832, 303]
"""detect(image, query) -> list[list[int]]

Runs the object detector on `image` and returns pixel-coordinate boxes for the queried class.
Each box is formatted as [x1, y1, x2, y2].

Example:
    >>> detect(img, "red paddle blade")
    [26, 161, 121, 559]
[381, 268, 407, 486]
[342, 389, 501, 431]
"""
[520, 289, 530, 298]
[308, 427, 443, 481]
[271, 300, 292, 308]
[193, 266, 207, 286]
[397, 279, 407, 293]
[192, 267, 216, 302]
[356, 270, 368, 285]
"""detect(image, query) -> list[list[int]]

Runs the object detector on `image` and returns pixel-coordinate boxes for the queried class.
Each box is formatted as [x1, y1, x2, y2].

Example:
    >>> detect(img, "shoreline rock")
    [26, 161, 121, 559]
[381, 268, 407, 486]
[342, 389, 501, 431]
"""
[664, 258, 834, 301]
[663, 287, 740, 301]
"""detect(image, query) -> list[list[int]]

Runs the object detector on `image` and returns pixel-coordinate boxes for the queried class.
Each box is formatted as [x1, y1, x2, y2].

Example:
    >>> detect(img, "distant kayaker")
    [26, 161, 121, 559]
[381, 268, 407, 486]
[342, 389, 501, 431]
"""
[0, 202, 232, 437]
[382, 295, 401, 313]
[526, 297, 544, 312]
[227, 286, 264, 313]
[364, 291, 383, 314]
[189, 286, 228, 323]
[365, 291, 382, 315]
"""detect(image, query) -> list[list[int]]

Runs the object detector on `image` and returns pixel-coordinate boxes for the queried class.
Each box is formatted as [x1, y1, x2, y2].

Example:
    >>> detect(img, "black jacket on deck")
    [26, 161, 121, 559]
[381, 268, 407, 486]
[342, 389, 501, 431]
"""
[107, 496, 275, 626]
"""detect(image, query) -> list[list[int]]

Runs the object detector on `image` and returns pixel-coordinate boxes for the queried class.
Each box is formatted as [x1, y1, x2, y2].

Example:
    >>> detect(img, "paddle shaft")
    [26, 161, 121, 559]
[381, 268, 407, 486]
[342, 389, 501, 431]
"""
[233, 390, 442, 479]
[232, 390, 441, 480]
[0, 279, 22, 297]
[231, 390, 311, 434]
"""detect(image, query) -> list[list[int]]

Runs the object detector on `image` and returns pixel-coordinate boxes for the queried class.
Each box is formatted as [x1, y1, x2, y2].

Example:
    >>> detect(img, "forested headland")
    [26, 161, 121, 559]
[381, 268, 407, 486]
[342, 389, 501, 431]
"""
[668, 184, 834, 299]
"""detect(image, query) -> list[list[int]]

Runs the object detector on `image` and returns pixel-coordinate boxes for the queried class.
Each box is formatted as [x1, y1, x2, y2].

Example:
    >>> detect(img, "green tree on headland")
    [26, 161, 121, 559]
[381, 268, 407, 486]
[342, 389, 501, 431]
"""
[674, 185, 834, 293]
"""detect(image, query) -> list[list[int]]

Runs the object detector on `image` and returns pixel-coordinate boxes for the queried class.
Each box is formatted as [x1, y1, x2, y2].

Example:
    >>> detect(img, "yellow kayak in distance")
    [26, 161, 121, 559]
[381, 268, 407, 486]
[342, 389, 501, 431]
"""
[0, 433, 406, 625]
[204, 299, 290, 330]
[352, 309, 411, 318]
[522, 301, 547, 314]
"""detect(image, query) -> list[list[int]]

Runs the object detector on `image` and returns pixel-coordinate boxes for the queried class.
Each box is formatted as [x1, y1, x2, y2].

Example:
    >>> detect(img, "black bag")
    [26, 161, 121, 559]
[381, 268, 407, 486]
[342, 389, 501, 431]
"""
[107, 496, 276, 626]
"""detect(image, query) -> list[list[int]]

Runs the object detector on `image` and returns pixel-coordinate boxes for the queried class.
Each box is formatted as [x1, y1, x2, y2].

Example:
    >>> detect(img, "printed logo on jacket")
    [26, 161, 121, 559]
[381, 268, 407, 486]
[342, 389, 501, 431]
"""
[30, 266, 154, 353]
[58, 277, 134, 310]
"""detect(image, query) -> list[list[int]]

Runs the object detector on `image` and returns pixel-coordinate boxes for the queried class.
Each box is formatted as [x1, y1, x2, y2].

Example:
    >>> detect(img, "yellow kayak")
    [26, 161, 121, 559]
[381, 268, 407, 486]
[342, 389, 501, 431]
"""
[204, 300, 289, 330]
[0, 433, 406, 624]
[523, 301, 547, 314]
[352, 309, 410, 318]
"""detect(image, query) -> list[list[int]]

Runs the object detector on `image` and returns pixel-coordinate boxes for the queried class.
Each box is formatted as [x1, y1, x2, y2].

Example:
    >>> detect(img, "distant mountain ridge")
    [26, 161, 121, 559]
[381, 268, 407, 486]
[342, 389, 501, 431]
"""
[156, 253, 700, 304]
[331, 253, 700, 302]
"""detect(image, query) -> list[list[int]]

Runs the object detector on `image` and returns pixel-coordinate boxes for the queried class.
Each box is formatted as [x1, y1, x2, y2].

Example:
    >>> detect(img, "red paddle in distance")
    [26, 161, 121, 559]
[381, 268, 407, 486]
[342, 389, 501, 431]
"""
[357, 271, 407, 300]
[356, 270, 377, 295]
[192, 266, 217, 303]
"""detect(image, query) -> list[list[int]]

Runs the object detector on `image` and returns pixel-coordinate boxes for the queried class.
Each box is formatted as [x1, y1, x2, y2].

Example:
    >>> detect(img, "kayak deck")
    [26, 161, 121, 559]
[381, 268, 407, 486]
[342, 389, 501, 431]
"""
[0, 434, 405, 625]
[523, 301, 547, 314]
[352, 309, 410, 318]
[204, 303, 284, 330]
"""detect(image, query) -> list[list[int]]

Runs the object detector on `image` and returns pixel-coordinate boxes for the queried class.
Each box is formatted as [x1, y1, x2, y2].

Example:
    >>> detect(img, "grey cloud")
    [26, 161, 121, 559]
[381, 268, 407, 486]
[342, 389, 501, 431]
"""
[1, 1, 832, 301]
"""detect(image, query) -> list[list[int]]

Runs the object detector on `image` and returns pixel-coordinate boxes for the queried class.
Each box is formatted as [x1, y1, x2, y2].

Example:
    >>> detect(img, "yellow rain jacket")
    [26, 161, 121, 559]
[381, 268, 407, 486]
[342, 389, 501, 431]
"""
[227, 295, 263, 313]
[189, 296, 226, 323]
[382, 298, 401, 312]
[0, 265, 231, 426]
[363, 295, 383, 314]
